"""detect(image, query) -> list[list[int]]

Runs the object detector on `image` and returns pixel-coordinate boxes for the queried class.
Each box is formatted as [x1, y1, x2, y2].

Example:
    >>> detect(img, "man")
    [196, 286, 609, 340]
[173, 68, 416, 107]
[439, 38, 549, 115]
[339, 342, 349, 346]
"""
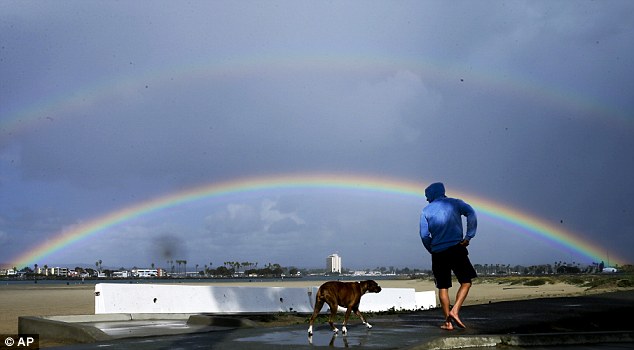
[419, 182, 477, 330]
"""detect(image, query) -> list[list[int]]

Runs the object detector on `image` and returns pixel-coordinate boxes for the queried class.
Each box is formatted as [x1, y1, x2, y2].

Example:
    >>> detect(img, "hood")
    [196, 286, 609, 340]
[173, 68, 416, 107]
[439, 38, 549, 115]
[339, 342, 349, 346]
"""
[425, 182, 446, 202]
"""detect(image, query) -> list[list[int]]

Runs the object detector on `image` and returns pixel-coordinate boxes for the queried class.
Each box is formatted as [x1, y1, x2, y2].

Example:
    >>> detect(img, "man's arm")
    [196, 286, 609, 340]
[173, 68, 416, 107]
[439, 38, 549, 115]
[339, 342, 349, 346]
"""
[460, 201, 477, 241]
[419, 212, 432, 253]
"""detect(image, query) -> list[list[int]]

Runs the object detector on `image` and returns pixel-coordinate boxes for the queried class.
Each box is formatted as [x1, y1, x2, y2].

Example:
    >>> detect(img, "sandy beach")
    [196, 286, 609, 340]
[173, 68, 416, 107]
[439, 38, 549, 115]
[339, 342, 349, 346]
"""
[2, 277, 616, 336]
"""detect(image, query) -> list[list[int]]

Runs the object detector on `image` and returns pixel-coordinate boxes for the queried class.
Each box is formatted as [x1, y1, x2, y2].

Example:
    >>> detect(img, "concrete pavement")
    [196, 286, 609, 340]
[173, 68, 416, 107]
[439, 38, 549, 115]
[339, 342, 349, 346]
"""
[23, 290, 634, 349]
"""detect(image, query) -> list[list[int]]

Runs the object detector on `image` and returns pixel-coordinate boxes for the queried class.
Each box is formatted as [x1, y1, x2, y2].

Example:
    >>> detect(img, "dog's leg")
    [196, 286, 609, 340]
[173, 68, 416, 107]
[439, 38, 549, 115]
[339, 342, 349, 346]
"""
[327, 302, 339, 334]
[308, 299, 325, 336]
[355, 309, 372, 329]
[342, 307, 354, 335]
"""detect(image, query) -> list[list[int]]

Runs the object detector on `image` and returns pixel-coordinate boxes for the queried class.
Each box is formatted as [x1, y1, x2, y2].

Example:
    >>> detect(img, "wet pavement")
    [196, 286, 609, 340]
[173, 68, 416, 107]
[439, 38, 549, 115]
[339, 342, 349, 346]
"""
[47, 290, 634, 349]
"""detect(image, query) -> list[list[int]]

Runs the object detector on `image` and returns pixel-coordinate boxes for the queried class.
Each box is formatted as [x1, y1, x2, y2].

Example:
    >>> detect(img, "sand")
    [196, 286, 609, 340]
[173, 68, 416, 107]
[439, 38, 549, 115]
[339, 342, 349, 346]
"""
[0, 278, 598, 335]
[0, 283, 95, 334]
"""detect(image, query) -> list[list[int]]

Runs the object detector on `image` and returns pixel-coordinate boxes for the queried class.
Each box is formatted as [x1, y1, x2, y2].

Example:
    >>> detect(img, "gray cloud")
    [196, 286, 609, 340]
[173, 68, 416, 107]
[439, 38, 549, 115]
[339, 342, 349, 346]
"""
[1, 1, 633, 269]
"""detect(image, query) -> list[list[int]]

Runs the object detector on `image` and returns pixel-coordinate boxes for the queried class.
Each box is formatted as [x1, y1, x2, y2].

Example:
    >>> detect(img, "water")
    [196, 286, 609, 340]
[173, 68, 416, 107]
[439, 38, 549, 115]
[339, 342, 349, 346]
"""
[0, 274, 407, 287]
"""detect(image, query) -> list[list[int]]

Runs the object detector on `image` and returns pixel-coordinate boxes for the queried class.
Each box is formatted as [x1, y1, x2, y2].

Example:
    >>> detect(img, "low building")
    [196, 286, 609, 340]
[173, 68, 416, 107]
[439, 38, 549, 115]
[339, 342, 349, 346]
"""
[50, 267, 69, 277]
[0, 268, 17, 276]
[112, 271, 130, 278]
[131, 269, 158, 278]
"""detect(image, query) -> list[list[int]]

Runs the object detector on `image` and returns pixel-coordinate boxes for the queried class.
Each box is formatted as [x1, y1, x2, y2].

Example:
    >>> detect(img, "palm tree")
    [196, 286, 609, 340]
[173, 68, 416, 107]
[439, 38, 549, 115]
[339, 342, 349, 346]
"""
[176, 260, 182, 275]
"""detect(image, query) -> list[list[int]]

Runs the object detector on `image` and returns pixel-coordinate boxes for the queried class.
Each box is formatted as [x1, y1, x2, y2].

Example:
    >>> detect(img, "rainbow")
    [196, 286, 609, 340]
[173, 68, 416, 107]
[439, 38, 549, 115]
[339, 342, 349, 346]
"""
[2, 53, 630, 138]
[9, 173, 625, 268]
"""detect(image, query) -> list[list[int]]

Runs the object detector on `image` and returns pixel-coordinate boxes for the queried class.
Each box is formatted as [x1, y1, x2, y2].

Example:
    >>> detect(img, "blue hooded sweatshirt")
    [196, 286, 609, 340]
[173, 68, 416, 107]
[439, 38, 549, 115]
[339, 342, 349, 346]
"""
[419, 182, 477, 254]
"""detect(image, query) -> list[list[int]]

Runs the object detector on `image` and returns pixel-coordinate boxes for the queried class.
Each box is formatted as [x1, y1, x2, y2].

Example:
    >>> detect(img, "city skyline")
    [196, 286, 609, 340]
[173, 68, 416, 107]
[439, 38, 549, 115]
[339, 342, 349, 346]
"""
[3, 253, 617, 274]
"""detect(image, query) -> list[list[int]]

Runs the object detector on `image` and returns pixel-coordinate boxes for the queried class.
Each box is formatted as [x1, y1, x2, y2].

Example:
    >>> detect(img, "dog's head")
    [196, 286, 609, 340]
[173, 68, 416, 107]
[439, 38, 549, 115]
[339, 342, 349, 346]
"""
[361, 280, 382, 294]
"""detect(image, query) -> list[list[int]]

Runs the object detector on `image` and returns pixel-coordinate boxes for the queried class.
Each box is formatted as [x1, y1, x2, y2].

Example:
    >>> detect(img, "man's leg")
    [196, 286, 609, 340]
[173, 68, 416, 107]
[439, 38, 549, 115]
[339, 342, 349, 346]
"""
[438, 288, 453, 330]
[448, 282, 471, 328]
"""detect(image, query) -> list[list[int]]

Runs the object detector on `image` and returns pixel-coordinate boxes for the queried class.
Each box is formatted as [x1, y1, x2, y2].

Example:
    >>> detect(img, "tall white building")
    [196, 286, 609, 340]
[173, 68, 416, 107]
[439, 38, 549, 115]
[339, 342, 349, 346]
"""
[326, 253, 342, 274]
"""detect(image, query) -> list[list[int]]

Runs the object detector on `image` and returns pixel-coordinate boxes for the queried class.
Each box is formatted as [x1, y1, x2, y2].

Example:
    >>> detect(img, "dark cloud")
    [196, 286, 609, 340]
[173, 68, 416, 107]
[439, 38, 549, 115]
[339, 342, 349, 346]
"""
[152, 234, 188, 262]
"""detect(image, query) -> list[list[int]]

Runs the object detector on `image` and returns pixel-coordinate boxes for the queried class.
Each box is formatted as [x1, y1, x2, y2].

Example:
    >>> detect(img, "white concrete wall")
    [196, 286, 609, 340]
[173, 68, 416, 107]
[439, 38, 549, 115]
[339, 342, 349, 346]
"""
[415, 290, 437, 310]
[95, 283, 436, 314]
[355, 288, 414, 312]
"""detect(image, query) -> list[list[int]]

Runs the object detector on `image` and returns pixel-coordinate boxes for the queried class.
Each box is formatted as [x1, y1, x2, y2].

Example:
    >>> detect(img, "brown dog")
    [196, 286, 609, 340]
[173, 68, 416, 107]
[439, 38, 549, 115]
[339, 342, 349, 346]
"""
[307, 280, 382, 336]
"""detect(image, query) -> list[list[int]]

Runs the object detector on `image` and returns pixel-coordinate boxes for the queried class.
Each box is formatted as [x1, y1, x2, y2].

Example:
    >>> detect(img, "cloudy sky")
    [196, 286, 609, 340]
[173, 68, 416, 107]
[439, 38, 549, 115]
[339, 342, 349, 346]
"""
[2, 1, 633, 271]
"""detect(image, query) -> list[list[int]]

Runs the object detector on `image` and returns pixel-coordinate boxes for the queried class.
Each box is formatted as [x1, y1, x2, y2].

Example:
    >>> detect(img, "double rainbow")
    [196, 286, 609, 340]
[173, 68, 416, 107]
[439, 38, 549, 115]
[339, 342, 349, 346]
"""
[3, 54, 629, 267]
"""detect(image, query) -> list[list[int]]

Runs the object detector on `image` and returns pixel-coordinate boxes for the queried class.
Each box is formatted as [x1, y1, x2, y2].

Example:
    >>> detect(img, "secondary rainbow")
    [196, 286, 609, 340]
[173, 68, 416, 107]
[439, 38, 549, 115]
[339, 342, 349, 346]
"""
[9, 173, 624, 268]
[3, 53, 630, 139]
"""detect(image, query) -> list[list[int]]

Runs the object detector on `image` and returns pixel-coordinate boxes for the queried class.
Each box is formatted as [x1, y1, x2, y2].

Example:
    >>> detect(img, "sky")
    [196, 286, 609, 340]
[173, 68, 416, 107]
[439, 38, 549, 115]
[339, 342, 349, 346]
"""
[1, 1, 633, 271]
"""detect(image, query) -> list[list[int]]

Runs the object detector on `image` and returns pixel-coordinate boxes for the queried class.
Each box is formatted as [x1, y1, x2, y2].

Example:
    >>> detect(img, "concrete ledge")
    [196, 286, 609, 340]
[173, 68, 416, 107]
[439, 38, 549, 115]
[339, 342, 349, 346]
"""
[500, 331, 634, 346]
[19, 315, 112, 343]
[18, 313, 255, 344]
[419, 335, 501, 350]
[412, 331, 634, 350]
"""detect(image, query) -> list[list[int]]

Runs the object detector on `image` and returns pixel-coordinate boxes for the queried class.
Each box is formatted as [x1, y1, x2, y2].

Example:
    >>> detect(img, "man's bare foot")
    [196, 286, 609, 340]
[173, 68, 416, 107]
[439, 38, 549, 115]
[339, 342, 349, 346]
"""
[440, 321, 454, 330]
[448, 313, 466, 328]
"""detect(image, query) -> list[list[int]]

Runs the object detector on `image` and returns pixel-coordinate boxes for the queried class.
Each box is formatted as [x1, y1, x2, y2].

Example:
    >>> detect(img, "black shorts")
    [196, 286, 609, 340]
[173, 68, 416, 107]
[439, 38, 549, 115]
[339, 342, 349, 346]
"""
[431, 243, 477, 289]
